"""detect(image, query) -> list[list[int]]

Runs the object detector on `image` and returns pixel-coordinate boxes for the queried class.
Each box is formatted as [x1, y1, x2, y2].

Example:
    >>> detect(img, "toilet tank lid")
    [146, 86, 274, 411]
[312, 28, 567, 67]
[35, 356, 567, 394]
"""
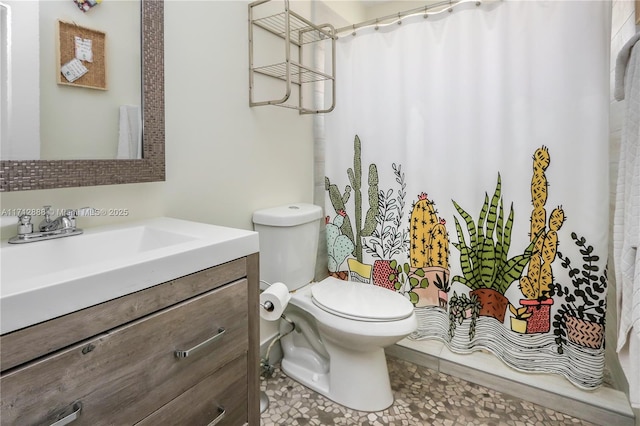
[253, 204, 323, 227]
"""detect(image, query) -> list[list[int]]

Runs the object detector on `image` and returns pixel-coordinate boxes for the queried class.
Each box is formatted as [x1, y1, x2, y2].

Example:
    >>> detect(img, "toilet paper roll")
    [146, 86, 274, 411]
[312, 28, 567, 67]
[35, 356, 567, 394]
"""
[260, 282, 291, 321]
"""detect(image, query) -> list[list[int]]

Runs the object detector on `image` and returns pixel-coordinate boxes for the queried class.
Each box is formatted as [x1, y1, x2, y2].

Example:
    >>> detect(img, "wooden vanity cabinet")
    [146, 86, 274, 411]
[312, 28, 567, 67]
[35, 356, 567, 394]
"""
[0, 254, 260, 426]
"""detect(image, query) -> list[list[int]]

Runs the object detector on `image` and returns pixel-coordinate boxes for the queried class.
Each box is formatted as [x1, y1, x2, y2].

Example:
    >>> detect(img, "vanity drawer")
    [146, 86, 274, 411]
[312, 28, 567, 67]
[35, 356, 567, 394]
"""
[136, 354, 248, 426]
[1, 258, 248, 372]
[0, 279, 248, 426]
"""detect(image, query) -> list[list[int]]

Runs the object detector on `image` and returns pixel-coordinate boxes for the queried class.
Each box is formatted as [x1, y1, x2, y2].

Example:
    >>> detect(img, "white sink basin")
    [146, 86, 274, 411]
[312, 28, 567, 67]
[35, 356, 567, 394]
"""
[0, 217, 259, 334]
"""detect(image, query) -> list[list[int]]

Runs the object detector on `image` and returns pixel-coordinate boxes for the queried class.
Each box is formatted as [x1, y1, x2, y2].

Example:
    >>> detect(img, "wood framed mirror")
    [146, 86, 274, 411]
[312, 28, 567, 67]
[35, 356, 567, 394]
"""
[0, 0, 164, 192]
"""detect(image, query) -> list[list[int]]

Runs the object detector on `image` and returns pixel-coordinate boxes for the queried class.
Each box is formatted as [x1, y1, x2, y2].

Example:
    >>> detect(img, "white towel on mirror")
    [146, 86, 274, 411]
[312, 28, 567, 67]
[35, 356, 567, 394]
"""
[117, 105, 142, 159]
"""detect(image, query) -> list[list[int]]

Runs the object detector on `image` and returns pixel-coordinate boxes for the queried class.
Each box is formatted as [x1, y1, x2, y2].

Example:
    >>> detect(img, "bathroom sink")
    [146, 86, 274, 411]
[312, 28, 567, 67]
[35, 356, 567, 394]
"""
[0, 217, 258, 334]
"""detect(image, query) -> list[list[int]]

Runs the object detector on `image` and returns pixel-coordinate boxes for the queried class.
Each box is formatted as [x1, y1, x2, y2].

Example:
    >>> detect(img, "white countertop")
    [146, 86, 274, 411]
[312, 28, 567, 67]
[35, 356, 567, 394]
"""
[0, 217, 259, 334]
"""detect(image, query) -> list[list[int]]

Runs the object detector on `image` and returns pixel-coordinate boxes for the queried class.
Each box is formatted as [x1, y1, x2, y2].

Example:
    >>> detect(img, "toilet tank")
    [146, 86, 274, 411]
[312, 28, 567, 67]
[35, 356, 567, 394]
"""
[252, 203, 323, 292]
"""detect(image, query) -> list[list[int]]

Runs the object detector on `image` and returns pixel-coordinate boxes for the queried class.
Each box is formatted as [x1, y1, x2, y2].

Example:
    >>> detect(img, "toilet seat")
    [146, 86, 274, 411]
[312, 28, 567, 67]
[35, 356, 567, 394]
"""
[311, 277, 414, 322]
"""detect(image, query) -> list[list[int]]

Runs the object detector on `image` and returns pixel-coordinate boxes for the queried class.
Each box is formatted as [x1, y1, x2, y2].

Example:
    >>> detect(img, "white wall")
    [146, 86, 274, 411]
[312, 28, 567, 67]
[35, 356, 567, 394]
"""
[163, 0, 314, 230]
[163, 0, 315, 347]
[0, 0, 316, 346]
[322, 0, 366, 23]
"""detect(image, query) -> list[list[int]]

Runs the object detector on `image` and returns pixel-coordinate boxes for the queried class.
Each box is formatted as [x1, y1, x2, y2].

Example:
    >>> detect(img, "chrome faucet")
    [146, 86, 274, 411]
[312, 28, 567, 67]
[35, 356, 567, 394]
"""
[8, 206, 89, 244]
[39, 206, 74, 232]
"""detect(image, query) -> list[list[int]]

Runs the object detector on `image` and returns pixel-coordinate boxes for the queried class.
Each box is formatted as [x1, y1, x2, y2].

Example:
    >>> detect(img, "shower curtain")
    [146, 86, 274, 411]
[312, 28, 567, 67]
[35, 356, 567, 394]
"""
[322, 0, 611, 389]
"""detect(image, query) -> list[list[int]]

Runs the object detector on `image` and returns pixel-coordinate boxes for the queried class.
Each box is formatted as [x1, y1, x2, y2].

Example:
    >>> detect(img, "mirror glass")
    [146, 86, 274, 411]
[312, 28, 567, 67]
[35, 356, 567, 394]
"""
[0, 0, 141, 160]
[0, 0, 164, 192]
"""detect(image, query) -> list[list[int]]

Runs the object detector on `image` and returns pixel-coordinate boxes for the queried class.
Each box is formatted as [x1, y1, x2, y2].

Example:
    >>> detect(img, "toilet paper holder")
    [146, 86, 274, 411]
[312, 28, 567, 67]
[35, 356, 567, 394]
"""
[260, 278, 275, 312]
[261, 300, 275, 312]
[260, 280, 286, 316]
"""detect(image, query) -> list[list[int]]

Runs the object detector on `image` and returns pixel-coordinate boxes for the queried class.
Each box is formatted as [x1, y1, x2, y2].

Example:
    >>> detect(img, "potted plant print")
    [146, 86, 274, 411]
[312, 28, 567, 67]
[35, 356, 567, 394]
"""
[509, 303, 532, 334]
[452, 173, 539, 323]
[388, 260, 427, 305]
[551, 232, 606, 354]
[518, 147, 565, 333]
[408, 193, 450, 307]
[325, 135, 378, 282]
[326, 210, 355, 280]
[363, 163, 410, 289]
[433, 271, 451, 308]
[448, 292, 481, 340]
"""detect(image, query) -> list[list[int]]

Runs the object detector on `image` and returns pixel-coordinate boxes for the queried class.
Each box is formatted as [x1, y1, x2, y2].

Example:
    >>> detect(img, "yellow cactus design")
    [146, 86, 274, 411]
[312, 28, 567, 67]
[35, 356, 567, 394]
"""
[409, 193, 450, 269]
[548, 207, 565, 231]
[410, 193, 437, 267]
[521, 147, 565, 300]
[428, 221, 450, 269]
[530, 146, 549, 252]
[542, 229, 559, 263]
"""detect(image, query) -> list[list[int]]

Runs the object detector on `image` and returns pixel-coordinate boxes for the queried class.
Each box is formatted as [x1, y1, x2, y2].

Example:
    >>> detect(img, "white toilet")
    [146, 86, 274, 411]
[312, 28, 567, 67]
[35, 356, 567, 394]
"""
[253, 203, 417, 412]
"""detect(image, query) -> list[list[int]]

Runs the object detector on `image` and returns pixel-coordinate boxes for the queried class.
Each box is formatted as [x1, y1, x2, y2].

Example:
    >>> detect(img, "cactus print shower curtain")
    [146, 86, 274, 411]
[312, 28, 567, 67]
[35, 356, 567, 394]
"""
[322, 0, 611, 389]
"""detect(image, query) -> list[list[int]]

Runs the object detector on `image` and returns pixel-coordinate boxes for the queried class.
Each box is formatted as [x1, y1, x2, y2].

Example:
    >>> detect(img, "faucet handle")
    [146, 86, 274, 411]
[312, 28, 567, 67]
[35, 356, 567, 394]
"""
[62, 207, 96, 229]
[17, 214, 33, 236]
[65, 209, 77, 228]
[43, 205, 53, 220]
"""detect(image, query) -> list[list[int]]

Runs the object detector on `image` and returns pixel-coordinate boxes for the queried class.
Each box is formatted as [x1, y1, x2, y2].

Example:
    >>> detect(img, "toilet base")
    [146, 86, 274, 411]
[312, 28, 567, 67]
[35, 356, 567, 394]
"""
[281, 343, 394, 412]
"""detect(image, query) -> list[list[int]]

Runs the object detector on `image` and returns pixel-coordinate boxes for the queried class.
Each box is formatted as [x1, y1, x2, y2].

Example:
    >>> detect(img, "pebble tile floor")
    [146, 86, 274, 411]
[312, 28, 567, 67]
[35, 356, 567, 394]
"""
[260, 356, 597, 426]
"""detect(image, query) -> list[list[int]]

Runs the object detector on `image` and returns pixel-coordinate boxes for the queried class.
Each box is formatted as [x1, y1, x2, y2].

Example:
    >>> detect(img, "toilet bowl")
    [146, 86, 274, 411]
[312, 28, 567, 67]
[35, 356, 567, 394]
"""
[279, 277, 417, 412]
[252, 203, 417, 412]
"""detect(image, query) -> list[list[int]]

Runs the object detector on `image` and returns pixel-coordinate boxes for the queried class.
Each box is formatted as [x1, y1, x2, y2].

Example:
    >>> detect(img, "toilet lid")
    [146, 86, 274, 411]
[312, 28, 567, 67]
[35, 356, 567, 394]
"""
[311, 278, 414, 322]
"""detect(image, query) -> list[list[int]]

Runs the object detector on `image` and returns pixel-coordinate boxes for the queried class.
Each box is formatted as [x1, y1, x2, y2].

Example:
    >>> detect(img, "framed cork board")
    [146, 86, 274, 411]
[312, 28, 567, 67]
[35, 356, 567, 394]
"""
[57, 20, 107, 90]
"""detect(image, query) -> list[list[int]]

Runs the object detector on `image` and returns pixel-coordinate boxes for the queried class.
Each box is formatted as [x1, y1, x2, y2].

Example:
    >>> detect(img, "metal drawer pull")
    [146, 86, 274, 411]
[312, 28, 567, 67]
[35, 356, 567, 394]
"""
[49, 402, 82, 426]
[174, 327, 226, 359]
[210, 406, 226, 425]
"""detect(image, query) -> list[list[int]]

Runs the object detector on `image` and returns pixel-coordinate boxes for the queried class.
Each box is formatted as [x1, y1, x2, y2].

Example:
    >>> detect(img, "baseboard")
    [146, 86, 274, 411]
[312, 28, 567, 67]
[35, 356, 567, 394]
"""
[386, 342, 635, 426]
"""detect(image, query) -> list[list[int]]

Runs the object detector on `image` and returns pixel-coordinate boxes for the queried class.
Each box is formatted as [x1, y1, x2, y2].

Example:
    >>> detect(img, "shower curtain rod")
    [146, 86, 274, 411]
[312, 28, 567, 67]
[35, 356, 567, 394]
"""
[335, 0, 483, 37]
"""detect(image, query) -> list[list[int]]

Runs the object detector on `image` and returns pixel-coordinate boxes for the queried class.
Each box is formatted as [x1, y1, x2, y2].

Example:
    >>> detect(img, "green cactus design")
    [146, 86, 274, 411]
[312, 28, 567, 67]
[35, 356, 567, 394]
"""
[520, 146, 566, 300]
[409, 193, 450, 269]
[452, 173, 540, 295]
[326, 211, 355, 273]
[325, 178, 353, 249]
[325, 135, 378, 263]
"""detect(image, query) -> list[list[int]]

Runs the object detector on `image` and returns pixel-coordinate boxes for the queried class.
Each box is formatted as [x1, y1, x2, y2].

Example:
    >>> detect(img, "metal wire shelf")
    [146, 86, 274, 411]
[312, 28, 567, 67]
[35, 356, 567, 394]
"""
[249, 0, 336, 114]
[252, 11, 334, 46]
[252, 61, 333, 85]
